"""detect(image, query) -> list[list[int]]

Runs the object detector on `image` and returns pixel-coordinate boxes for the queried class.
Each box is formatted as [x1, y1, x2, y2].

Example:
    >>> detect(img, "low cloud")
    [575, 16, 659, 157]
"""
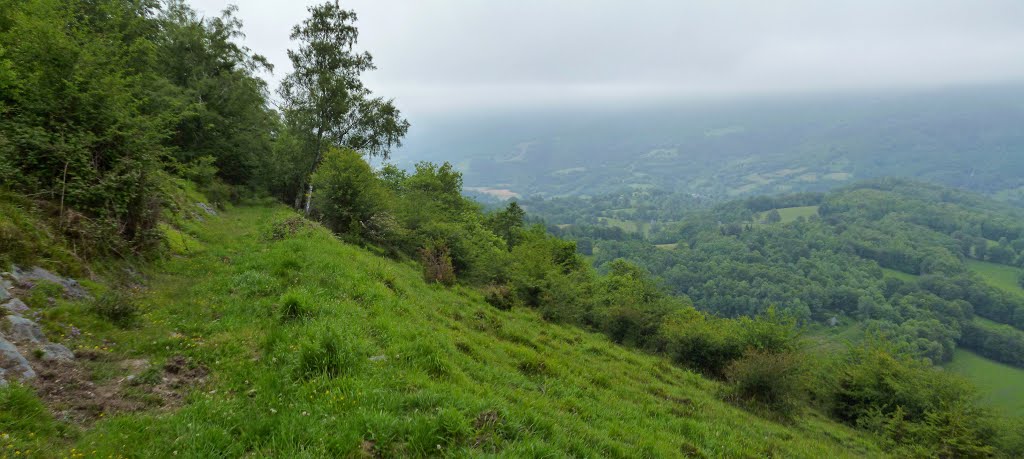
[190, 0, 1024, 117]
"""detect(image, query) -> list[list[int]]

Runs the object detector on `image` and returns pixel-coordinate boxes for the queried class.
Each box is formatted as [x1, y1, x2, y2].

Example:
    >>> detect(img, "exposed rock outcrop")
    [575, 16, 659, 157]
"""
[8, 266, 91, 300]
[0, 334, 36, 385]
[6, 315, 47, 343]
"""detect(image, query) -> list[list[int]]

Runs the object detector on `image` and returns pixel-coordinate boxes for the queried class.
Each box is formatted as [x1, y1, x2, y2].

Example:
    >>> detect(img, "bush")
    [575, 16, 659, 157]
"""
[656, 309, 744, 377]
[201, 180, 238, 209]
[310, 148, 388, 237]
[90, 291, 140, 327]
[483, 284, 516, 310]
[821, 342, 998, 457]
[724, 350, 806, 415]
[181, 156, 218, 186]
[265, 216, 315, 241]
[420, 243, 456, 286]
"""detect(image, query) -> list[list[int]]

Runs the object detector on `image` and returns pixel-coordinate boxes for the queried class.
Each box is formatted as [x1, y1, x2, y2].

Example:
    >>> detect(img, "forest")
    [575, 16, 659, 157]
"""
[1, 0, 1022, 457]
[530, 180, 1024, 369]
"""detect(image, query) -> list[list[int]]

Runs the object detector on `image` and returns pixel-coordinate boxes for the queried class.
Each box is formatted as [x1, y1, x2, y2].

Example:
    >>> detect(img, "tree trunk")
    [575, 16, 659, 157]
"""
[299, 129, 326, 215]
[304, 183, 314, 215]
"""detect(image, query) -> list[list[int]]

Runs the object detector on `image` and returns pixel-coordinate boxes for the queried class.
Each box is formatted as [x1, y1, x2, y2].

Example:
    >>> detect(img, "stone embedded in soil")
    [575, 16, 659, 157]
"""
[10, 265, 91, 300]
[2, 298, 29, 316]
[0, 334, 36, 381]
[6, 315, 47, 343]
[40, 343, 75, 362]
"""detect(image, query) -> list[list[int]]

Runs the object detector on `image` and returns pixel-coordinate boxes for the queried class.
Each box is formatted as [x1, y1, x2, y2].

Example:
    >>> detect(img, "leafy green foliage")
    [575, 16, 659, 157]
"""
[156, 1, 276, 186]
[0, 0, 168, 253]
[310, 148, 388, 239]
[725, 350, 806, 415]
[278, 1, 409, 212]
[821, 342, 999, 458]
[584, 180, 1024, 368]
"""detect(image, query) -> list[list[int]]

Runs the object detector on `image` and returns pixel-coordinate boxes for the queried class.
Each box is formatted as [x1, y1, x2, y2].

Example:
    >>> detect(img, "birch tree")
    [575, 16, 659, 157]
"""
[280, 1, 409, 213]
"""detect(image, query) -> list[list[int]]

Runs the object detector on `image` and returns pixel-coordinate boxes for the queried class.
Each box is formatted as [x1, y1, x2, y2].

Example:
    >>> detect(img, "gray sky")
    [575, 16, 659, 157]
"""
[189, 0, 1024, 118]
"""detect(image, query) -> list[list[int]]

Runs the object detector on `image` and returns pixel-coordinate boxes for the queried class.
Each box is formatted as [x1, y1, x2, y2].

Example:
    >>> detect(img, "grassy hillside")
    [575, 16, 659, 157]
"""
[1, 203, 887, 457]
[967, 260, 1024, 296]
[947, 349, 1024, 416]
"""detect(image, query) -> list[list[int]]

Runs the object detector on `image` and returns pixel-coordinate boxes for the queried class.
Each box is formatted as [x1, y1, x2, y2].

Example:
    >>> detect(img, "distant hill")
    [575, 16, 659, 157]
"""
[397, 84, 1024, 201]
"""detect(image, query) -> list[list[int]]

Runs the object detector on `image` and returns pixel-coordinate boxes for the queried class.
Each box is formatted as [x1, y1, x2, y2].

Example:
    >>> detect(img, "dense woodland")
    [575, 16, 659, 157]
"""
[561, 180, 1024, 370]
[1, 1, 1023, 456]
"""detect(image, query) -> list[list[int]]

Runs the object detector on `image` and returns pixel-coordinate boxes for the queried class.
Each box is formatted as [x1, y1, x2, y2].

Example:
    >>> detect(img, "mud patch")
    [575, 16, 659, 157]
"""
[32, 351, 209, 425]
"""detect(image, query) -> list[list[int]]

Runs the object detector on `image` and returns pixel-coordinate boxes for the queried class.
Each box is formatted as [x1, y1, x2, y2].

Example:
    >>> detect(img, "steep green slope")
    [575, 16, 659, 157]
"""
[967, 260, 1024, 296]
[947, 349, 1024, 415]
[2, 204, 885, 457]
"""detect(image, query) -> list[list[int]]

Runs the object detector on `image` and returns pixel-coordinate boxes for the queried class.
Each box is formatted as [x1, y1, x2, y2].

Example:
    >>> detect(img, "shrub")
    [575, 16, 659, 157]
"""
[821, 342, 998, 457]
[310, 148, 388, 237]
[90, 291, 140, 327]
[265, 216, 314, 241]
[420, 243, 455, 286]
[181, 156, 218, 186]
[724, 350, 806, 415]
[483, 284, 516, 310]
[201, 180, 238, 209]
[656, 309, 744, 377]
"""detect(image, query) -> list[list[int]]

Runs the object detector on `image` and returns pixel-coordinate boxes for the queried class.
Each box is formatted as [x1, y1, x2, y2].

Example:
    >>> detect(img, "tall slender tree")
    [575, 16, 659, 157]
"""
[280, 1, 409, 213]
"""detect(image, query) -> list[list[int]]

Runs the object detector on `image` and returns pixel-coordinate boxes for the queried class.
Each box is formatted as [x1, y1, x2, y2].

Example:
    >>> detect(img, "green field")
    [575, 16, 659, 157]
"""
[598, 216, 644, 235]
[881, 267, 918, 282]
[947, 349, 1024, 415]
[757, 206, 820, 224]
[966, 259, 1024, 296]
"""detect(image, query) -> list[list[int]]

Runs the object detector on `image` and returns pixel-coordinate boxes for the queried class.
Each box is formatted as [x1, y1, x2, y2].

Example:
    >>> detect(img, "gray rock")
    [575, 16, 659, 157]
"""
[0, 286, 9, 303]
[0, 335, 36, 380]
[368, 355, 388, 362]
[40, 343, 74, 362]
[6, 315, 46, 343]
[196, 202, 219, 216]
[10, 266, 90, 300]
[2, 298, 29, 316]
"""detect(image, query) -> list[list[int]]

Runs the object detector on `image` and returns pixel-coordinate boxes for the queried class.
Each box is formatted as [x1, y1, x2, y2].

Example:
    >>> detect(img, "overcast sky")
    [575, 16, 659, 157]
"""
[189, 0, 1024, 119]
